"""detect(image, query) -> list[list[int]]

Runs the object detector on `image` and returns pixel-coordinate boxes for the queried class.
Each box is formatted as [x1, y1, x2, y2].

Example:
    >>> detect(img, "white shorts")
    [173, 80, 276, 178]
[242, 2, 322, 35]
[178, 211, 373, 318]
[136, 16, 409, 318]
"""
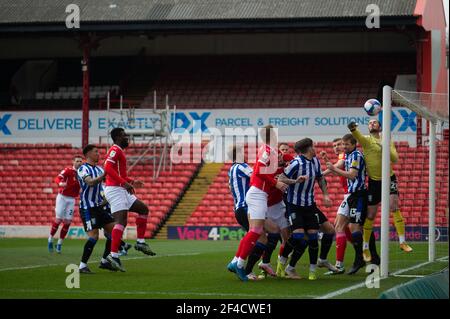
[337, 194, 351, 217]
[245, 186, 268, 220]
[267, 201, 289, 230]
[104, 186, 138, 214]
[55, 193, 75, 221]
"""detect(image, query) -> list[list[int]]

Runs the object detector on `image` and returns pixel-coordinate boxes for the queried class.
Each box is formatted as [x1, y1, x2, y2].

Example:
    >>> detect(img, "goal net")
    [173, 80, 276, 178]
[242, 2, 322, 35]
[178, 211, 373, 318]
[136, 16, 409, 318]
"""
[380, 88, 449, 278]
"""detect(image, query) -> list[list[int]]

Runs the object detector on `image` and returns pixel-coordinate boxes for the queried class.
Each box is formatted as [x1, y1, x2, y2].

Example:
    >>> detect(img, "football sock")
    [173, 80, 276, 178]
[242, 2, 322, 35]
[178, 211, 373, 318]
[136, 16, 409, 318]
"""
[281, 235, 297, 259]
[319, 233, 334, 260]
[49, 221, 61, 237]
[81, 237, 97, 264]
[262, 233, 280, 264]
[237, 257, 245, 268]
[245, 241, 266, 274]
[237, 230, 261, 262]
[111, 224, 125, 255]
[392, 210, 406, 244]
[103, 236, 112, 259]
[363, 218, 374, 249]
[307, 233, 319, 266]
[278, 243, 285, 257]
[59, 223, 70, 240]
[369, 231, 379, 259]
[336, 232, 347, 263]
[136, 215, 148, 243]
[351, 231, 363, 263]
[288, 233, 307, 267]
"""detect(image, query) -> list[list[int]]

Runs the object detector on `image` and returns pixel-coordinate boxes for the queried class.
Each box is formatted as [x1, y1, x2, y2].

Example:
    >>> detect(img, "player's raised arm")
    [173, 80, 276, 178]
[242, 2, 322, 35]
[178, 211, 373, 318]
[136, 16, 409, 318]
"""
[277, 172, 307, 185]
[348, 122, 369, 148]
[326, 161, 358, 181]
[320, 150, 344, 176]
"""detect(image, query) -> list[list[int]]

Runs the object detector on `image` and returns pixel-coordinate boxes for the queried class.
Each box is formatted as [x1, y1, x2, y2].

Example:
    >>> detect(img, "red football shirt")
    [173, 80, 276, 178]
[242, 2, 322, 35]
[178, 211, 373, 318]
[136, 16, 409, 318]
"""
[267, 166, 285, 206]
[104, 144, 133, 187]
[338, 152, 348, 193]
[55, 167, 80, 198]
[250, 144, 278, 194]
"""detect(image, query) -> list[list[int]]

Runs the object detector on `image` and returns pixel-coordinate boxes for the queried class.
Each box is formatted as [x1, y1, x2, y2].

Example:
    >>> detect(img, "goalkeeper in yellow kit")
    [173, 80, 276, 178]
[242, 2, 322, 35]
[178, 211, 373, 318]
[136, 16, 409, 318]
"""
[348, 119, 413, 264]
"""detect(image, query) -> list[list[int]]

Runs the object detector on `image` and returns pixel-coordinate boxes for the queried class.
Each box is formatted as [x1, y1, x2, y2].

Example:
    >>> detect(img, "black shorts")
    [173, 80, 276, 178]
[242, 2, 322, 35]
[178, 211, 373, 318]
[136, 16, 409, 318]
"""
[234, 206, 249, 232]
[346, 190, 368, 225]
[317, 210, 328, 225]
[286, 202, 323, 231]
[368, 174, 399, 206]
[80, 206, 115, 232]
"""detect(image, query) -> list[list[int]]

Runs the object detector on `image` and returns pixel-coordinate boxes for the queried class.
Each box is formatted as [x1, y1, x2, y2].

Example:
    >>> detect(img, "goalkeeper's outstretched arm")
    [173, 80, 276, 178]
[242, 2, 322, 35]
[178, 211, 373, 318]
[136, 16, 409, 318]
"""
[348, 122, 369, 148]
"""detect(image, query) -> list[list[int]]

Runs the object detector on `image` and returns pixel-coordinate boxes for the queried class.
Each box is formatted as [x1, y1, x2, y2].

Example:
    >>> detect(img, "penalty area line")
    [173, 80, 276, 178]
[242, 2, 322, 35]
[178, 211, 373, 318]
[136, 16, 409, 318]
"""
[316, 256, 449, 299]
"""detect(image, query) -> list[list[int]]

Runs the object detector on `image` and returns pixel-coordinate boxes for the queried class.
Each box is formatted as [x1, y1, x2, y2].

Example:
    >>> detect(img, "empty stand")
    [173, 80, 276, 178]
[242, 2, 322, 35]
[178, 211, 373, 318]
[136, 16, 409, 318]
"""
[0, 143, 200, 238]
[3, 53, 416, 110]
[141, 54, 416, 109]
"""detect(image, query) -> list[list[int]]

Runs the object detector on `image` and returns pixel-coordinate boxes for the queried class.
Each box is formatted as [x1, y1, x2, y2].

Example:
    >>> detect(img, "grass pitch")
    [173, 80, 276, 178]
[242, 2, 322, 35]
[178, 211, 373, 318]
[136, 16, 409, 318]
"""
[0, 239, 447, 299]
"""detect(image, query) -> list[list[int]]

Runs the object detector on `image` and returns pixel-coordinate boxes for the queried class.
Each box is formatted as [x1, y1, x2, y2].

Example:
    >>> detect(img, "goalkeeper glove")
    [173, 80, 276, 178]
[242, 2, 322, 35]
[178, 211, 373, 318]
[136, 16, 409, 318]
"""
[348, 121, 358, 132]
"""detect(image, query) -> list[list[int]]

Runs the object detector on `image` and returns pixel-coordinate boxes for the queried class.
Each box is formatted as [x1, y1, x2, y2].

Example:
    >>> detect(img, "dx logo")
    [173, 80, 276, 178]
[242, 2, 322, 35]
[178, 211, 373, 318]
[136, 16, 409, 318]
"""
[171, 112, 211, 133]
[378, 109, 416, 132]
[0, 114, 12, 135]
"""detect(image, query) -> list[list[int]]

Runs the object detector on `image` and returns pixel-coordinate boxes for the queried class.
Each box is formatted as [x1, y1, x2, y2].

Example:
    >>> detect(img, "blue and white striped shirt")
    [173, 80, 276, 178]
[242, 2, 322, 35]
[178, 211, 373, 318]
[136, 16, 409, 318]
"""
[345, 149, 367, 193]
[77, 163, 105, 209]
[228, 163, 253, 210]
[284, 155, 323, 207]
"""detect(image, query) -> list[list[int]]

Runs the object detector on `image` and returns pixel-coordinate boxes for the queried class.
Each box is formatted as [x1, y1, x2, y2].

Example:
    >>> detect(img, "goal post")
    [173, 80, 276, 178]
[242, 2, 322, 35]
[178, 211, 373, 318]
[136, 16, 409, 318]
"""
[381, 86, 449, 278]
[380, 86, 392, 278]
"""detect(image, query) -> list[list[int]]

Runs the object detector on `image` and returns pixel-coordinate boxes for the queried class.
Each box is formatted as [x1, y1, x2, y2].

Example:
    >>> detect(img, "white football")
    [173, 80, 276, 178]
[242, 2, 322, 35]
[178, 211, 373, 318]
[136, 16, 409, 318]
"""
[363, 99, 382, 116]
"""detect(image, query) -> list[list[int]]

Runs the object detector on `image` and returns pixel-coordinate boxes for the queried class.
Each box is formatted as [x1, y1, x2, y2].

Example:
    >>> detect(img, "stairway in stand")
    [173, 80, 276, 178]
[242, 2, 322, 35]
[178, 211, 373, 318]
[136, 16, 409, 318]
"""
[154, 163, 224, 239]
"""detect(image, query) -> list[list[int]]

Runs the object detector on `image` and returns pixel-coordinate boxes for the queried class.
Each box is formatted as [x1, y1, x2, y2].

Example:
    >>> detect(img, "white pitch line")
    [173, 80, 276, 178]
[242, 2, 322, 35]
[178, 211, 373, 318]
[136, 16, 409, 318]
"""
[0, 288, 317, 299]
[0, 263, 63, 272]
[317, 256, 449, 299]
[0, 252, 201, 272]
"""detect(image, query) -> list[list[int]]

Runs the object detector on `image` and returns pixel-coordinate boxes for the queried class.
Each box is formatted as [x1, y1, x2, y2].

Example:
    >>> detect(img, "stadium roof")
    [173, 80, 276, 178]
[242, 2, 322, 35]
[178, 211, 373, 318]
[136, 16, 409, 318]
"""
[0, 0, 418, 32]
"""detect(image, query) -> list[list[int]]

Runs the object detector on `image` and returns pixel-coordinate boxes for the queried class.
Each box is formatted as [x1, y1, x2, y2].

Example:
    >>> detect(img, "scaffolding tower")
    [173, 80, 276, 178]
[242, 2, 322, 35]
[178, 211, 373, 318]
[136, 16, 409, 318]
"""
[102, 91, 176, 180]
